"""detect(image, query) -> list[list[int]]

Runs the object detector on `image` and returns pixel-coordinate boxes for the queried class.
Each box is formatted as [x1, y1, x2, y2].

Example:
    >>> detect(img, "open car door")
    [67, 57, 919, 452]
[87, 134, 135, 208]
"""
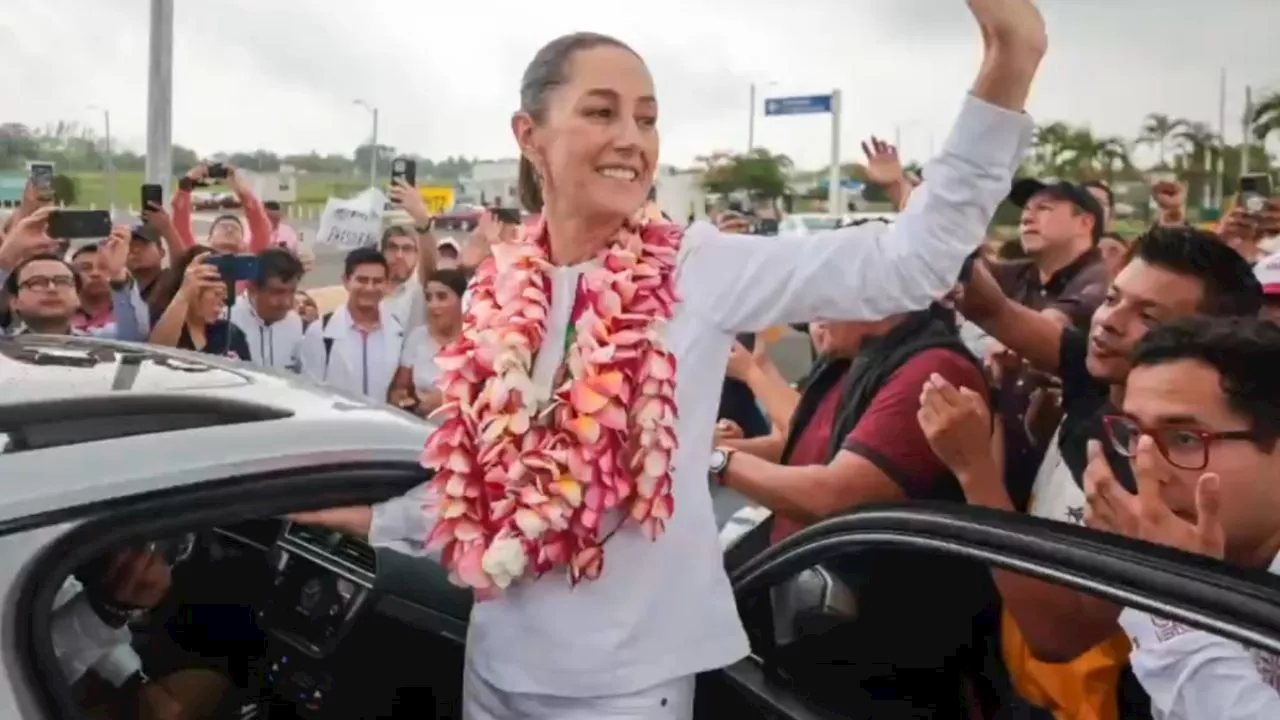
[696, 503, 1280, 719]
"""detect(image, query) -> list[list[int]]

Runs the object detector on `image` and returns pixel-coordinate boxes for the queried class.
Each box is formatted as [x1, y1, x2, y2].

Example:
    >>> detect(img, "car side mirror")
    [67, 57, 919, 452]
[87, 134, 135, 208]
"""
[773, 565, 858, 645]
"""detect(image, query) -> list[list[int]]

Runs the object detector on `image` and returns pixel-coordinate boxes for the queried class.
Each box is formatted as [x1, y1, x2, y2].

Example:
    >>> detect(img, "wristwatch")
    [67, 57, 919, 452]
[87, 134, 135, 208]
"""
[709, 447, 735, 486]
[414, 220, 434, 234]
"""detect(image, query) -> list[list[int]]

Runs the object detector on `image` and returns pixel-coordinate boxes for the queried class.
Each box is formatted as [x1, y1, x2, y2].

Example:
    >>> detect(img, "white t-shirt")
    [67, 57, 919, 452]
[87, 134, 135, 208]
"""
[367, 94, 1034, 697]
[399, 326, 441, 391]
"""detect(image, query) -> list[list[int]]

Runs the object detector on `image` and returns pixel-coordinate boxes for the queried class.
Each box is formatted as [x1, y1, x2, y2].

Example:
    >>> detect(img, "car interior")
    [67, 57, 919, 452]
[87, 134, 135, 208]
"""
[24, 468, 1271, 720]
[35, 499, 1033, 720]
[59, 517, 468, 719]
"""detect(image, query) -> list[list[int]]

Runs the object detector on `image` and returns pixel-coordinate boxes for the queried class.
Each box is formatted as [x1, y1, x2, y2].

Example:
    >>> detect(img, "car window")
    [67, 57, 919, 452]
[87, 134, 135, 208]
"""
[18, 463, 466, 720]
[708, 538, 1280, 720]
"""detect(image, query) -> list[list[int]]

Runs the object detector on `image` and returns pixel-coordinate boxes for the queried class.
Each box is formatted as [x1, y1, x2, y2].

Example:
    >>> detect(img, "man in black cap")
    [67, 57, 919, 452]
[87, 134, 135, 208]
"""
[126, 223, 171, 310]
[983, 178, 1111, 510]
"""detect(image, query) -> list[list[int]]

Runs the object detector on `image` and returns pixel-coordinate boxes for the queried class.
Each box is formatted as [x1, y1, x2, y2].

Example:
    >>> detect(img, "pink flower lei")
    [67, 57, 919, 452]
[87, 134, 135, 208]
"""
[420, 214, 682, 594]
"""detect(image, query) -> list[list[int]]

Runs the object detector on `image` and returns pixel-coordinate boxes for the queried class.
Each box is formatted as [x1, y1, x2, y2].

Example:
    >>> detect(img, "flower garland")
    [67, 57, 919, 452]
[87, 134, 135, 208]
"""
[420, 215, 682, 593]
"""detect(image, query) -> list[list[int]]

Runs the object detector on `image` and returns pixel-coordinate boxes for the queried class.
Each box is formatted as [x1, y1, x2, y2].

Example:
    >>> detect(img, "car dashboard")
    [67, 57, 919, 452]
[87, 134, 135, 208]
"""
[205, 519, 463, 717]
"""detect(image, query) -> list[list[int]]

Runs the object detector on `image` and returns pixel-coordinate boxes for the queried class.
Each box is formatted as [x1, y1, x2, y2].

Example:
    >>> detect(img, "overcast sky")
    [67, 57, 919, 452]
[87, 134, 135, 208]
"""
[3, 0, 1277, 169]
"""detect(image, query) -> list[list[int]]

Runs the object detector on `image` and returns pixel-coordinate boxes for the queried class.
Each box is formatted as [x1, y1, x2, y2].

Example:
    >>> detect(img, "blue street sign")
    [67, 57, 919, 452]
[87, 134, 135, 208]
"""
[763, 95, 833, 116]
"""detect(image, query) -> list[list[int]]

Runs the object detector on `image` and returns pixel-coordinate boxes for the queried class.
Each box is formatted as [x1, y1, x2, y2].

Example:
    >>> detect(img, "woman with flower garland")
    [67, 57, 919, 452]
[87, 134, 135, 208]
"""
[290, 1, 1047, 716]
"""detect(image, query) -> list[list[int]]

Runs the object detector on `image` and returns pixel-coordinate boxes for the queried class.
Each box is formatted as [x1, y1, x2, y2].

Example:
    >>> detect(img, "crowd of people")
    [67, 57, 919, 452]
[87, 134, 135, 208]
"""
[6, 0, 1280, 717]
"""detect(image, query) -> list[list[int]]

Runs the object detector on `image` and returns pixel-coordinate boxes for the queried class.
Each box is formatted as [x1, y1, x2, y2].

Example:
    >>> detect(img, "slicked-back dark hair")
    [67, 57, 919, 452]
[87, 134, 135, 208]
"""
[516, 32, 641, 213]
[1129, 226, 1262, 317]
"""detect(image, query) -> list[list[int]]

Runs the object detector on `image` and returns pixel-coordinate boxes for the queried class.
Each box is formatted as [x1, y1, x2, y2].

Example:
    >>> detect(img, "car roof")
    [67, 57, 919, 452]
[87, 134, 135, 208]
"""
[0, 335, 433, 521]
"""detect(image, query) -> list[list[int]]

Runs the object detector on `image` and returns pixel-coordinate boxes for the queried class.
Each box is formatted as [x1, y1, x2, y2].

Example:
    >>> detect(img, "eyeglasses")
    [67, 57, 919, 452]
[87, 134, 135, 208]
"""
[18, 275, 76, 292]
[1102, 414, 1257, 471]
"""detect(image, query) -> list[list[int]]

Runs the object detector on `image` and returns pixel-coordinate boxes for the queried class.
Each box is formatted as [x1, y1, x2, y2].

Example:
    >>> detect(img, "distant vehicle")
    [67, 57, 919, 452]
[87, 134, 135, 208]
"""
[433, 204, 483, 232]
[776, 213, 843, 236]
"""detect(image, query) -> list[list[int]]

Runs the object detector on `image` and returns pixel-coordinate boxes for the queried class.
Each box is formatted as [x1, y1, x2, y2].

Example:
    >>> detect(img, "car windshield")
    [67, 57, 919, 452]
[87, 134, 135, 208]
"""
[801, 216, 841, 231]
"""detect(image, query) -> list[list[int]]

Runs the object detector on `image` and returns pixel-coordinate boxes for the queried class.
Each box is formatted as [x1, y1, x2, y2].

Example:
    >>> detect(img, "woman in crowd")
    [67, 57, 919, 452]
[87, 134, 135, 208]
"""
[290, 1, 1045, 716]
[148, 246, 251, 360]
[388, 269, 467, 417]
[295, 291, 319, 329]
[1098, 231, 1129, 278]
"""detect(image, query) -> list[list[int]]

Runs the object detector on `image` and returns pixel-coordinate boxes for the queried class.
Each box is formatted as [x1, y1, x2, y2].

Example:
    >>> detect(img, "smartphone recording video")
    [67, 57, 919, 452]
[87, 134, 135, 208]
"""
[141, 183, 163, 213]
[206, 163, 230, 180]
[29, 162, 56, 203]
[47, 210, 112, 240]
[207, 254, 259, 282]
[1240, 173, 1273, 215]
[391, 157, 417, 187]
[491, 207, 520, 225]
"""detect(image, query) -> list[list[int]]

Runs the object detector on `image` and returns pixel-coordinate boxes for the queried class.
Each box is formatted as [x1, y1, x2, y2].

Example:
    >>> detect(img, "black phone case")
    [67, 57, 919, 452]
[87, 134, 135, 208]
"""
[142, 185, 163, 210]
[48, 211, 112, 240]
[392, 159, 417, 187]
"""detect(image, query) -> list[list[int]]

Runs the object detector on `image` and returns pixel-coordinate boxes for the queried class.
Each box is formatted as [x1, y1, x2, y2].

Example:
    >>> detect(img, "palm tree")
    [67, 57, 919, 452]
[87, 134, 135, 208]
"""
[1174, 122, 1220, 209]
[1030, 122, 1072, 175]
[1251, 91, 1280, 143]
[1138, 113, 1188, 168]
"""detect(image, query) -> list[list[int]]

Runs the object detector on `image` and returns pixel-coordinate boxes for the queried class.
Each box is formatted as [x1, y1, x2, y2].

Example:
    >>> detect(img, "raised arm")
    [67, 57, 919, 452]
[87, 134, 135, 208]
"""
[677, 1, 1044, 332]
[228, 167, 273, 254]
[953, 258, 1068, 375]
[171, 165, 206, 251]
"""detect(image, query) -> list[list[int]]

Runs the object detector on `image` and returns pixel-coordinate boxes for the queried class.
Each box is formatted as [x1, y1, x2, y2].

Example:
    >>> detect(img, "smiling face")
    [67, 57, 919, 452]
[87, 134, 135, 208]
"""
[1086, 258, 1204, 383]
[513, 43, 657, 223]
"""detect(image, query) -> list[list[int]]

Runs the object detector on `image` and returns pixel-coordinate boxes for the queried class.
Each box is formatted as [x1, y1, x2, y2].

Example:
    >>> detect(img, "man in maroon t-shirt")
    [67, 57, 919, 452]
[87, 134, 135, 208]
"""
[713, 312, 987, 539]
[709, 308, 994, 719]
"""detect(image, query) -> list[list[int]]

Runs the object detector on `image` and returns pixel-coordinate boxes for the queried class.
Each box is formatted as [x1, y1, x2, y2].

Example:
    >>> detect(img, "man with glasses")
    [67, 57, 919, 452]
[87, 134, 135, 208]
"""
[950, 226, 1262, 719]
[1084, 316, 1280, 718]
[0, 211, 148, 340]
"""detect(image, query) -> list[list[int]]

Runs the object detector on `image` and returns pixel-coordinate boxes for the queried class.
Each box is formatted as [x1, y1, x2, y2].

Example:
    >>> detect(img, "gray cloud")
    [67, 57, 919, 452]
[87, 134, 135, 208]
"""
[2, 0, 1277, 168]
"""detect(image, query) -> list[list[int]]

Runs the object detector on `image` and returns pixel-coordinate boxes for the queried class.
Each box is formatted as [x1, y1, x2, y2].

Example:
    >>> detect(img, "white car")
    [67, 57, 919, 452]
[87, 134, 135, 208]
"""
[2, 335, 1278, 718]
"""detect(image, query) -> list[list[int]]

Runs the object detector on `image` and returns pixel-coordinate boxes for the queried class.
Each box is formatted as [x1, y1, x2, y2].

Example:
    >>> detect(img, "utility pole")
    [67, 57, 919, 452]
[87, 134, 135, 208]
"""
[828, 89, 842, 214]
[1242, 86, 1253, 175]
[1215, 68, 1226, 209]
[354, 100, 379, 187]
[747, 83, 756, 152]
[145, 0, 173, 199]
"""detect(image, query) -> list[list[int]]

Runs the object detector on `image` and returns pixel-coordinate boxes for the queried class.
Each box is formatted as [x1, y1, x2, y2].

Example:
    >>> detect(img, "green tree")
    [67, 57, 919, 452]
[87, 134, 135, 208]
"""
[1172, 122, 1219, 209]
[171, 145, 200, 175]
[1250, 91, 1280, 143]
[698, 148, 791, 199]
[52, 174, 78, 205]
[1137, 113, 1188, 169]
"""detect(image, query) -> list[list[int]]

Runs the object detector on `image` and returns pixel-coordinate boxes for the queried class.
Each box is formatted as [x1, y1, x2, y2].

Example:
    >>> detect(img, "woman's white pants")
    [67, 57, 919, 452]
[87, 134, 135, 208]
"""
[461, 658, 696, 719]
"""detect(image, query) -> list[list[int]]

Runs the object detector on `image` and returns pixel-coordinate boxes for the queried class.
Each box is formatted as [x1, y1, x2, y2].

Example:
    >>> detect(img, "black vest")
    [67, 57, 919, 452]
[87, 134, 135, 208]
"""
[772, 309, 997, 708]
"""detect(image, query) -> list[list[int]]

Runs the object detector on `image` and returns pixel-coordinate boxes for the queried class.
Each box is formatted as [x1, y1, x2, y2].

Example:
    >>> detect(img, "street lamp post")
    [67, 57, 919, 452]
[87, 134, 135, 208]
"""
[145, 0, 173, 198]
[89, 106, 115, 212]
[353, 100, 379, 188]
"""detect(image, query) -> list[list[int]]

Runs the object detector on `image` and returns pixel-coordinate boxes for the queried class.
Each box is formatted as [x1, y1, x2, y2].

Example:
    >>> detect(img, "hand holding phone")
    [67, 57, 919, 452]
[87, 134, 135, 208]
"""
[206, 163, 230, 180]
